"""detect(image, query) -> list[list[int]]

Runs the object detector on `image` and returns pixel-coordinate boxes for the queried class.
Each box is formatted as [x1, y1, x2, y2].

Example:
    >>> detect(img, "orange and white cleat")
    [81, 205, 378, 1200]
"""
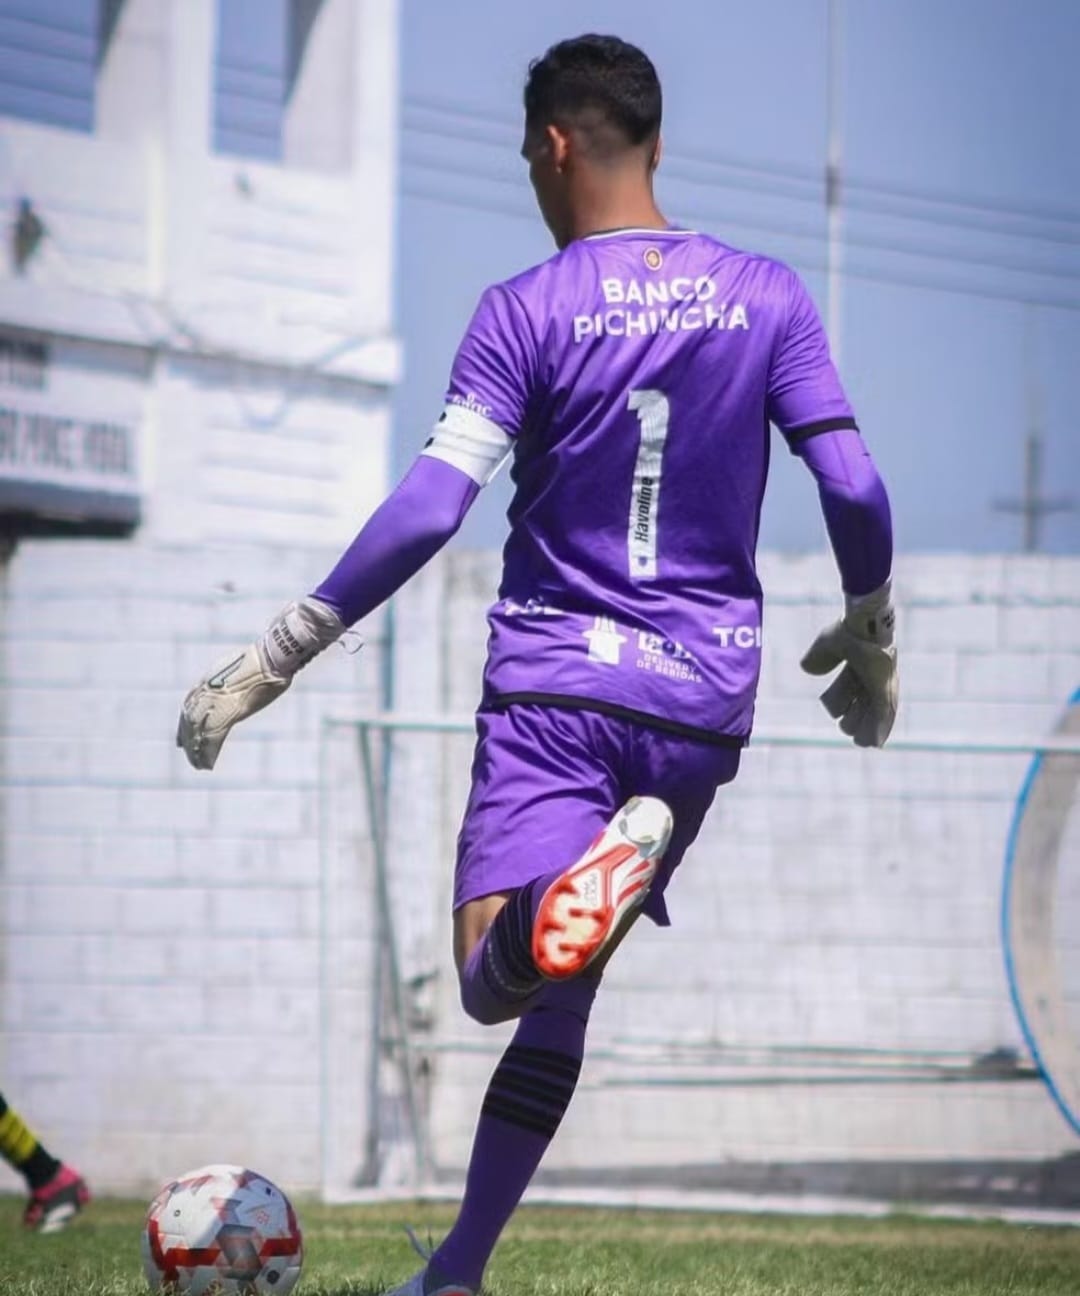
[532, 796, 673, 980]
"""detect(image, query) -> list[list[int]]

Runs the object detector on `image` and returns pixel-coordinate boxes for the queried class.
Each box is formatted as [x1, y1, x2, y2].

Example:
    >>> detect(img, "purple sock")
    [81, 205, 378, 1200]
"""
[459, 871, 565, 1026]
[429, 976, 598, 1291]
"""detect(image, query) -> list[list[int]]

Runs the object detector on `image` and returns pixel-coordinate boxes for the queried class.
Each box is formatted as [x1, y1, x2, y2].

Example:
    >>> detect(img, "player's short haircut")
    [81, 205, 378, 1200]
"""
[524, 35, 662, 158]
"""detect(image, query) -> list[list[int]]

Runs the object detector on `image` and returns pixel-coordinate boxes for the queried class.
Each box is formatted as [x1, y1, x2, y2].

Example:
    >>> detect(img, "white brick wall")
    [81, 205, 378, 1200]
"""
[2, 542, 1077, 1201]
[391, 551, 1080, 1187]
[1, 537, 385, 1197]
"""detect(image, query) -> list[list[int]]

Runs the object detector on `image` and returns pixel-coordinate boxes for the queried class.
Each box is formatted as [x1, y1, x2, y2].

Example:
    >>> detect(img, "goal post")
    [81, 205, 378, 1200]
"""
[317, 709, 1080, 1211]
[1002, 687, 1080, 1138]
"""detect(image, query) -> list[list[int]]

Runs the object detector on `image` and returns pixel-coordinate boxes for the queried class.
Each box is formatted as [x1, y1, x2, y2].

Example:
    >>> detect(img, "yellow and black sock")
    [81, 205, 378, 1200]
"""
[0, 1094, 61, 1191]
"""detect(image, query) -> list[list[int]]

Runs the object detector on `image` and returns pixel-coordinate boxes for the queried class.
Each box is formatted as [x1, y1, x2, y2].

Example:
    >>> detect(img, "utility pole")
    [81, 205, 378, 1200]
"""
[994, 330, 1074, 550]
[825, 0, 844, 364]
[993, 427, 1074, 552]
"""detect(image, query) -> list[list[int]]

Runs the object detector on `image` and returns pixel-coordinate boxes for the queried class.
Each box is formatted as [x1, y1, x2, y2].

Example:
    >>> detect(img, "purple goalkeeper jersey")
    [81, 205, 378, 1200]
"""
[443, 228, 857, 741]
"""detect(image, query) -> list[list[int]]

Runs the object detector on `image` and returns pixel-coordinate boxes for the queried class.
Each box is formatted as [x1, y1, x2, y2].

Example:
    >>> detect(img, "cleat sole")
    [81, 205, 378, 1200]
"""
[532, 796, 673, 980]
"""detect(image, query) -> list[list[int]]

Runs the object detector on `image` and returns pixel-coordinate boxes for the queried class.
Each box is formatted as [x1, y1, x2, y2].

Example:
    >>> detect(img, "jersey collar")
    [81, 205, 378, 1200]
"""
[581, 226, 698, 241]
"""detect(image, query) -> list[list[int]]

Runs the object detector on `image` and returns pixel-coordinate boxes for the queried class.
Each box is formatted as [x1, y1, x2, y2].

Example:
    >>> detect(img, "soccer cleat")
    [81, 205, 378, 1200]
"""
[23, 1163, 90, 1233]
[385, 1225, 478, 1295]
[382, 1271, 476, 1296]
[532, 795, 673, 980]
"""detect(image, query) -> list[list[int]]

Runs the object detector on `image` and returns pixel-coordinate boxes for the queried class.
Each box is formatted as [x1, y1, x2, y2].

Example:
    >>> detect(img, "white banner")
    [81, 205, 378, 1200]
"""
[0, 332, 141, 523]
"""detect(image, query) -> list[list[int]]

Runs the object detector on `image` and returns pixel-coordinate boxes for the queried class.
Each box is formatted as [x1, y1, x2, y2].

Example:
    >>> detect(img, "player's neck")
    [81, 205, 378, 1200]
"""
[567, 176, 668, 244]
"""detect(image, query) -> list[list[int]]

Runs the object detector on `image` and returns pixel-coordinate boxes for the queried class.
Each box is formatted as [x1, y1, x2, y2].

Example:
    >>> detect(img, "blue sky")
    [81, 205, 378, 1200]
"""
[4, 0, 1077, 555]
[394, 0, 1080, 555]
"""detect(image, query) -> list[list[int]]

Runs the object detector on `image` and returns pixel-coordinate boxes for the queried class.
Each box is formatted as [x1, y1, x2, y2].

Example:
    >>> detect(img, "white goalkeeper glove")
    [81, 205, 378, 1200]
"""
[177, 595, 347, 771]
[800, 580, 898, 748]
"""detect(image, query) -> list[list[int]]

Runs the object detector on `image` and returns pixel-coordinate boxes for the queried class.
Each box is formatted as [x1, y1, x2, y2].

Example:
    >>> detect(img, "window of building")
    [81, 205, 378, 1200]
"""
[213, 0, 288, 162]
[0, 0, 104, 132]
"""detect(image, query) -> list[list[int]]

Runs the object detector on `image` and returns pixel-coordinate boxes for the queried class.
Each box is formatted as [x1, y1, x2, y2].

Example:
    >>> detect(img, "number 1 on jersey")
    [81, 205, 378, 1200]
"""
[627, 389, 670, 581]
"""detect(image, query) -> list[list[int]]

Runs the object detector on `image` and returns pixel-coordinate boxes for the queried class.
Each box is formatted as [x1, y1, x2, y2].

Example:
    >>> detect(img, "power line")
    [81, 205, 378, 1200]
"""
[402, 95, 1080, 243]
[844, 170, 1080, 231]
[403, 112, 1080, 252]
[404, 93, 1080, 227]
[399, 179, 1080, 315]
[405, 94, 824, 183]
[402, 115, 821, 205]
[842, 189, 1080, 251]
[403, 114, 1080, 252]
[401, 151, 1080, 287]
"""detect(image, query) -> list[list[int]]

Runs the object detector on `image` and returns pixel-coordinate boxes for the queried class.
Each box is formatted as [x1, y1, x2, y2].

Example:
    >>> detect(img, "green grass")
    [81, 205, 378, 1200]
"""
[2, 1196, 1079, 1295]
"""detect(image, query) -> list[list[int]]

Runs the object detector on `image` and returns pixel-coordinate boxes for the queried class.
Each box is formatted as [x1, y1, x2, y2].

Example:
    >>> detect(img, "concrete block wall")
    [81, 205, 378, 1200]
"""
[2, 538, 1076, 1202]
[392, 550, 1080, 1186]
[0, 532, 384, 1198]
[0, 346, 396, 1198]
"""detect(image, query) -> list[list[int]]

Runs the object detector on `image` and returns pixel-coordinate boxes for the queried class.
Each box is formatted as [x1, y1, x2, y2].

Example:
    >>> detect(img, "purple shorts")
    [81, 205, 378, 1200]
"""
[454, 703, 741, 926]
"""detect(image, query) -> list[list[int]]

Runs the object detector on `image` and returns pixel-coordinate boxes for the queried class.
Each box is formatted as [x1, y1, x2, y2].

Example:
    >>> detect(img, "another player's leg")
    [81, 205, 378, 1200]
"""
[386, 976, 598, 1296]
[0, 1092, 90, 1231]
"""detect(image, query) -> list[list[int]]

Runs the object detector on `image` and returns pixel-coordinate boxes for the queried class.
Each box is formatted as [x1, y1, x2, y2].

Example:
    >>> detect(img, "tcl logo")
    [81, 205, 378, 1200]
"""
[711, 625, 762, 649]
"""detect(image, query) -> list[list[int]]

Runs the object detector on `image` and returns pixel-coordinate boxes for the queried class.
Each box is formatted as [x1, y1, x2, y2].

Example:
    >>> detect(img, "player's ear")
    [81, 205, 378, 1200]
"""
[546, 123, 572, 171]
[648, 134, 662, 173]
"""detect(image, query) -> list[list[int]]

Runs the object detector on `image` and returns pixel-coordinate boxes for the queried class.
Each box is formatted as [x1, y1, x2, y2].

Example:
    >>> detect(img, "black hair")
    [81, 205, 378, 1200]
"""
[524, 35, 662, 155]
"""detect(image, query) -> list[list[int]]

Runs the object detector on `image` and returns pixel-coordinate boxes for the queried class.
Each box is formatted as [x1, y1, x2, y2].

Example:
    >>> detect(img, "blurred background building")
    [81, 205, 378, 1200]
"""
[0, 0, 398, 1193]
[0, 0, 1077, 1211]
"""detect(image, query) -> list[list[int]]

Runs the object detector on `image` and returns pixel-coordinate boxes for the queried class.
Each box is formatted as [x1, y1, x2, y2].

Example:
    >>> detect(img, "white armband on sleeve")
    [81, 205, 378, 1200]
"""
[421, 403, 513, 486]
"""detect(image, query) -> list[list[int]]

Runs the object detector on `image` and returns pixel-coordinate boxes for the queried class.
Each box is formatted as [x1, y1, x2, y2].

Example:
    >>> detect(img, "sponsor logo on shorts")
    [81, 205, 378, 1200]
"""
[583, 616, 627, 665]
[635, 631, 703, 684]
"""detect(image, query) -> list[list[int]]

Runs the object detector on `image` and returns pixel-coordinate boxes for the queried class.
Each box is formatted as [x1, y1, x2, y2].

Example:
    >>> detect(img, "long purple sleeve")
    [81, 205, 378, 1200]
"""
[797, 428, 892, 596]
[312, 454, 480, 627]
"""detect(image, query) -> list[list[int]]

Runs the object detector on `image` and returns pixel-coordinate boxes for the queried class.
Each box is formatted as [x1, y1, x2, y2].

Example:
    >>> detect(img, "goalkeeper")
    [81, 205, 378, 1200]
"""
[178, 33, 896, 1296]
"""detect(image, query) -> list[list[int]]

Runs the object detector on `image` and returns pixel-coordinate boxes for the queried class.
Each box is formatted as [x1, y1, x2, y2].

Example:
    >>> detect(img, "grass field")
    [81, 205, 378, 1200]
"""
[2, 1197, 1079, 1295]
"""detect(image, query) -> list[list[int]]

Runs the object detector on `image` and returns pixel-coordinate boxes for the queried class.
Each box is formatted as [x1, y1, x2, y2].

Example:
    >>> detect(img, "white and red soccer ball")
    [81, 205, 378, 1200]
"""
[141, 1164, 303, 1294]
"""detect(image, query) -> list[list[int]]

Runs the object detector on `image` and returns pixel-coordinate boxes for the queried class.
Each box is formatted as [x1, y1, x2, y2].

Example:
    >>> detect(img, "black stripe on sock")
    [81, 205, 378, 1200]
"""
[490, 1069, 577, 1108]
[481, 1095, 562, 1139]
[503, 1044, 582, 1081]
[499, 1062, 580, 1098]
[487, 1078, 573, 1119]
